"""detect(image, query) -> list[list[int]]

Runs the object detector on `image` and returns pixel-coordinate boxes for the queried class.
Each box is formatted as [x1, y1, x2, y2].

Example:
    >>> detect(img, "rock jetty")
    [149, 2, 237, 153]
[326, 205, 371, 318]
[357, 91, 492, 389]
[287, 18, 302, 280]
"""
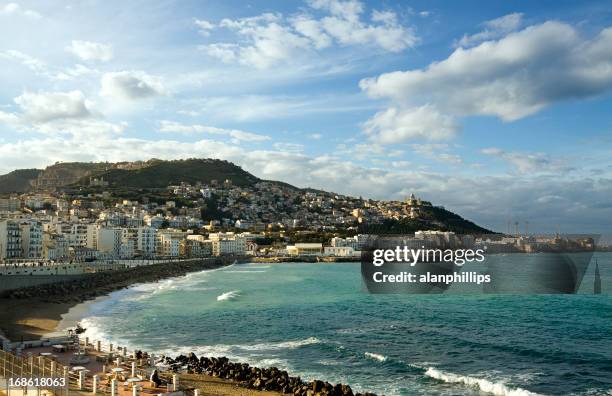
[164, 353, 378, 396]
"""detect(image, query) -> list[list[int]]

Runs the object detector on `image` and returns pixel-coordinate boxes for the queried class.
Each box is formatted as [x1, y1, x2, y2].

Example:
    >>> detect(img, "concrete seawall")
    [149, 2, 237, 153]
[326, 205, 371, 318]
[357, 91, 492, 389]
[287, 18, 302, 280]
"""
[0, 273, 88, 293]
[0, 256, 242, 299]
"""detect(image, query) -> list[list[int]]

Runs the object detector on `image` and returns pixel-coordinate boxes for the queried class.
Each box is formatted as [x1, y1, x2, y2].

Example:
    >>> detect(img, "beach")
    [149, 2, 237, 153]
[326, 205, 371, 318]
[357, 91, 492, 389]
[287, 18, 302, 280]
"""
[0, 257, 236, 341]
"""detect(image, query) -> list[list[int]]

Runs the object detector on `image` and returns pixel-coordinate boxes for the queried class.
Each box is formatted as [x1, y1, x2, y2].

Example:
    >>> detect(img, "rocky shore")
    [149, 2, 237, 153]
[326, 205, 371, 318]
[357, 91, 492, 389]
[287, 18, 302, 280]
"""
[164, 353, 377, 396]
[0, 257, 237, 302]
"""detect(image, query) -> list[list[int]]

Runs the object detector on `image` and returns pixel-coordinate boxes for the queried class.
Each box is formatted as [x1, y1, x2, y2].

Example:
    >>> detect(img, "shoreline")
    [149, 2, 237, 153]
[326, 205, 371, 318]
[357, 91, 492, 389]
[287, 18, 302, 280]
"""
[0, 259, 378, 396]
[0, 257, 237, 342]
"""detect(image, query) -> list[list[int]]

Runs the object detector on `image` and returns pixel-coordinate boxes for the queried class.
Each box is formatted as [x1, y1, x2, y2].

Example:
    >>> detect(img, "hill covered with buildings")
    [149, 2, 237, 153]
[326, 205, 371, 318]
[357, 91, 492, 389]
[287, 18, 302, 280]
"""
[0, 158, 493, 262]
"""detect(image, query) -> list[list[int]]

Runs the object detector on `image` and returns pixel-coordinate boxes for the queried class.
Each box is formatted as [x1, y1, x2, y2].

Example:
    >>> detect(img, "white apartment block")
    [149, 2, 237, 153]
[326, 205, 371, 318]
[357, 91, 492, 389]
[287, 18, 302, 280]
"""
[0, 219, 22, 259]
[43, 232, 69, 260]
[156, 230, 187, 257]
[97, 227, 122, 257]
[20, 220, 43, 259]
[208, 232, 247, 256]
[137, 227, 157, 257]
[0, 198, 21, 212]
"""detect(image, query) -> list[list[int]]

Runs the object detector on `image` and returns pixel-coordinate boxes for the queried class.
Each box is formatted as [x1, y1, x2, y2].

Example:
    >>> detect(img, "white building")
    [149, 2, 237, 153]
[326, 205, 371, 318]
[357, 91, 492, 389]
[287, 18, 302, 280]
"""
[208, 232, 247, 256]
[330, 234, 370, 250]
[137, 227, 157, 257]
[43, 232, 69, 260]
[0, 219, 22, 259]
[97, 227, 122, 257]
[20, 220, 43, 259]
[324, 246, 358, 257]
[0, 198, 21, 212]
[287, 243, 323, 256]
[156, 229, 187, 257]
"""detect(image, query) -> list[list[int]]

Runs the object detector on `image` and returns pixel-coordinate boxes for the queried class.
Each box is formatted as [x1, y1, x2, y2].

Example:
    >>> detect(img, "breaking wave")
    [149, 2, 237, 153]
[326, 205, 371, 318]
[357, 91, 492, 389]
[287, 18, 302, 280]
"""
[217, 290, 240, 301]
[424, 367, 543, 396]
[364, 352, 387, 362]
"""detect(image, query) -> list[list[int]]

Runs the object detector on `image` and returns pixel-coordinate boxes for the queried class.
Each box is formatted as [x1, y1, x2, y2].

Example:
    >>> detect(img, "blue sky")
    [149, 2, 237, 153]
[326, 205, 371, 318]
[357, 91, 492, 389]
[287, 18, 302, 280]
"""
[1, 0, 612, 233]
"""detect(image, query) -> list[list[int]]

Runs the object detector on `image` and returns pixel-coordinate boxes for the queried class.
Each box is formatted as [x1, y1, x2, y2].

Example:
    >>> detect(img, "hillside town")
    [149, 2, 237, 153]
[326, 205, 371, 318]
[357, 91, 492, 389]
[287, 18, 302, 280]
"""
[0, 179, 597, 264]
[0, 178, 443, 262]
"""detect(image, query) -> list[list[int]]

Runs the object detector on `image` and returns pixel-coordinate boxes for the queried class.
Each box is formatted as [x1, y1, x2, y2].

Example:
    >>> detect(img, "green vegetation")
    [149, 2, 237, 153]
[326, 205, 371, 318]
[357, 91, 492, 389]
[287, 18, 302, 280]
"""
[78, 158, 259, 189]
[361, 206, 492, 235]
[0, 169, 41, 193]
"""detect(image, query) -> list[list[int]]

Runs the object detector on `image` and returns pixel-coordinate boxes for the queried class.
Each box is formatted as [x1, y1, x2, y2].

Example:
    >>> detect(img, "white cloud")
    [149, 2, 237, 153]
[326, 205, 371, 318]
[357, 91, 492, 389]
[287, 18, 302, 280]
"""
[363, 105, 458, 144]
[457, 13, 523, 47]
[307, 0, 417, 52]
[0, 50, 47, 74]
[14, 90, 93, 122]
[199, 0, 417, 68]
[0, 90, 124, 138]
[66, 40, 113, 62]
[273, 142, 304, 152]
[101, 71, 165, 100]
[292, 15, 332, 49]
[0, 2, 40, 18]
[481, 147, 570, 174]
[158, 120, 270, 142]
[360, 22, 612, 128]
[194, 19, 215, 36]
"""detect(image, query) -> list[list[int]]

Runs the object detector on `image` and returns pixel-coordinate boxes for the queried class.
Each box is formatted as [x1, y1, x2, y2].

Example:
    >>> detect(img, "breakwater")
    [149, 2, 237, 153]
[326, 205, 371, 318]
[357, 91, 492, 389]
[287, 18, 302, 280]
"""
[0, 256, 239, 302]
[165, 353, 377, 396]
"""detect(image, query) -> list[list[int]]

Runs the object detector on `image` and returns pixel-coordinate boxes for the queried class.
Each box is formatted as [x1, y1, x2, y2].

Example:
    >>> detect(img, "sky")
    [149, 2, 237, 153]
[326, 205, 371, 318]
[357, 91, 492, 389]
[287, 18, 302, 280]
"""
[1, 0, 612, 233]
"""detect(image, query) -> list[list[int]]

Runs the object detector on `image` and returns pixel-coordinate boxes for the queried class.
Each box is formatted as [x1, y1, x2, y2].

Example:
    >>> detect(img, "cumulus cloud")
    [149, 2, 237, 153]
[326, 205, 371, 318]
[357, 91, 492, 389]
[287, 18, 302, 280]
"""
[14, 90, 92, 122]
[457, 13, 523, 47]
[194, 19, 215, 36]
[360, 21, 612, 143]
[101, 71, 165, 100]
[199, 0, 416, 68]
[0, 90, 124, 138]
[363, 105, 458, 144]
[158, 120, 270, 142]
[66, 40, 113, 62]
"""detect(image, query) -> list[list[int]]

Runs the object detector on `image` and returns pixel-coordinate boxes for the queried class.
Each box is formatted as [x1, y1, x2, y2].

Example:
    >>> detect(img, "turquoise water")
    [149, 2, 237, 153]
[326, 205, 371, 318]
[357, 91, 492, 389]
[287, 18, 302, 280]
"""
[80, 255, 612, 396]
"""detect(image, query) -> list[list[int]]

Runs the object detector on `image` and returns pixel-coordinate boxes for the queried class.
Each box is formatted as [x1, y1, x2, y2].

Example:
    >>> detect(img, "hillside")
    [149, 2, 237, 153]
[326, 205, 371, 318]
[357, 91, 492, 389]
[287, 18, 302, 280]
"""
[0, 159, 259, 193]
[78, 158, 259, 188]
[0, 169, 42, 193]
[361, 205, 492, 235]
[0, 158, 492, 234]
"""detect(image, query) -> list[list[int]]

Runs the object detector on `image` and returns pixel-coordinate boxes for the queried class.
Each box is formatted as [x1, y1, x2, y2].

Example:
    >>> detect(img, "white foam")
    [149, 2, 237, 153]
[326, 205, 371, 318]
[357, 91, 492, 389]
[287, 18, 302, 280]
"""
[364, 352, 387, 362]
[239, 337, 321, 351]
[424, 367, 543, 396]
[217, 290, 240, 301]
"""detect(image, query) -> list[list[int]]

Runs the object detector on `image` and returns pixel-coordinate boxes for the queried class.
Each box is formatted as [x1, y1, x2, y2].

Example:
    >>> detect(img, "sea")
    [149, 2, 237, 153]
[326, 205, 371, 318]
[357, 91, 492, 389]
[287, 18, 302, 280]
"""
[78, 253, 612, 396]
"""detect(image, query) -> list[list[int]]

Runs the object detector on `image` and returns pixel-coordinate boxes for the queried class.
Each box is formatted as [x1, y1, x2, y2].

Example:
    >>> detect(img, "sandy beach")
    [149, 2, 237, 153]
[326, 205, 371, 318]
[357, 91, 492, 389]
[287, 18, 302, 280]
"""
[0, 258, 235, 341]
[0, 297, 77, 340]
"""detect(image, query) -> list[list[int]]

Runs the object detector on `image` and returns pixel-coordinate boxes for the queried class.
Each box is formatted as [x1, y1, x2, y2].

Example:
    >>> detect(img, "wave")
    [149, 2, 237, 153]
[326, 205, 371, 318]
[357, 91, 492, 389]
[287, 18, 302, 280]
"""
[217, 290, 240, 301]
[364, 352, 387, 362]
[424, 367, 543, 396]
[239, 337, 321, 351]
